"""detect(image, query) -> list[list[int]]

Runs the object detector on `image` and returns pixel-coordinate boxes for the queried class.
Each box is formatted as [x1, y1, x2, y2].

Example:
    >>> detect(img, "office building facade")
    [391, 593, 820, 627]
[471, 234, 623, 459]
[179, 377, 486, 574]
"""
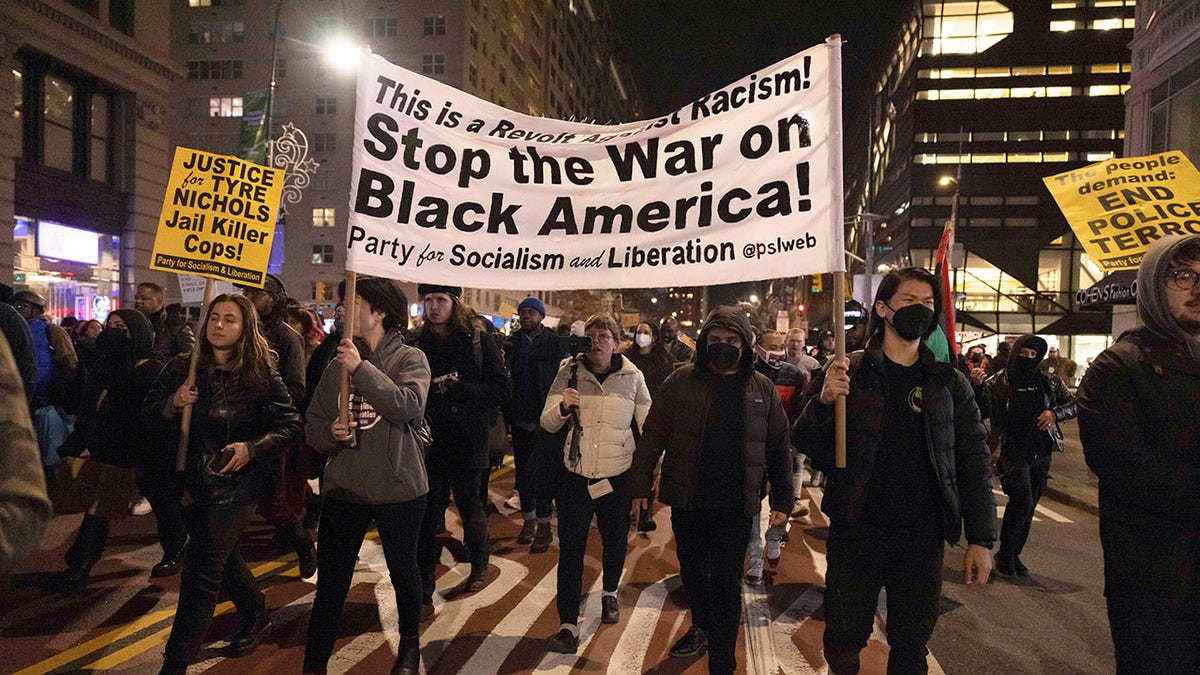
[845, 0, 1135, 370]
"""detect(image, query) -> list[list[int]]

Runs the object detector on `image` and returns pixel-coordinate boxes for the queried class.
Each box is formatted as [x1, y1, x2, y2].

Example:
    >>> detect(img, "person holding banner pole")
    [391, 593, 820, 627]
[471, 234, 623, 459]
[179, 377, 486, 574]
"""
[302, 277, 430, 675]
[147, 294, 301, 674]
[793, 267, 994, 674]
[411, 284, 510, 612]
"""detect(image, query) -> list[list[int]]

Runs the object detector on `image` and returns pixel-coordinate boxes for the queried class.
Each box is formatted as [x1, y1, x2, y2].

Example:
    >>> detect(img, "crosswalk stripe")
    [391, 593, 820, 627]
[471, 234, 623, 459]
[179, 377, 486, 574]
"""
[458, 564, 560, 673]
[534, 574, 605, 673]
[609, 575, 681, 674]
[772, 586, 823, 675]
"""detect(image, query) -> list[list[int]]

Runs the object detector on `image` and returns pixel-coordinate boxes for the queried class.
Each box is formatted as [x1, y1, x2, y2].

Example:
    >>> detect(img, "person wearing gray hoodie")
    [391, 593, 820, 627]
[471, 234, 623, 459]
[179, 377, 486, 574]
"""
[1078, 234, 1200, 674]
[303, 277, 431, 675]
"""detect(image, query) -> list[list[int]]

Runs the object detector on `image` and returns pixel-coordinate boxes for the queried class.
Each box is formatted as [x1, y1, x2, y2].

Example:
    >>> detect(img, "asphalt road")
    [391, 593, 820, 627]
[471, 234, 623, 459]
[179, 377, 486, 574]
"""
[0, 467, 1114, 674]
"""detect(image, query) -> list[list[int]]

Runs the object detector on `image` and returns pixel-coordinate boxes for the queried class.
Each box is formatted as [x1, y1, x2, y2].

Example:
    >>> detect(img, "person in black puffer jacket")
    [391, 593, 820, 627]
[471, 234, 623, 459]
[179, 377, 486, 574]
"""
[410, 284, 510, 614]
[147, 294, 301, 674]
[793, 267, 995, 675]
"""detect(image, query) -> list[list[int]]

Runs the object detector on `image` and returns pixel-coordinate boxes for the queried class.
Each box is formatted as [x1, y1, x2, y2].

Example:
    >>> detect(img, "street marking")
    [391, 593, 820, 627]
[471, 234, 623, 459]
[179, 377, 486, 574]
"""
[1034, 503, 1072, 523]
[458, 564, 559, 673]
[609, 575, 681, 674]
[773, 586, 823, 675]
[534, 574, 605, 673]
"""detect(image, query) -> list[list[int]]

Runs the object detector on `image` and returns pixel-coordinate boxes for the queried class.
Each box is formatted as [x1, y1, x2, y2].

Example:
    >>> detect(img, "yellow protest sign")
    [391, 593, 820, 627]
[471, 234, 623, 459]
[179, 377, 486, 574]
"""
[1043, 151, 1200, 271]
[151, 148, 284, 287]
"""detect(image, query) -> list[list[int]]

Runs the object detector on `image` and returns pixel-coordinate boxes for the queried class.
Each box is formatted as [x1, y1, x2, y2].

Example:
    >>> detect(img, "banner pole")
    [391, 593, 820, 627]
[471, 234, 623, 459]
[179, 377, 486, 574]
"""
[338, 271, 358, 428]
[834, 271, 847, 468]
[176, 278, 215, 472]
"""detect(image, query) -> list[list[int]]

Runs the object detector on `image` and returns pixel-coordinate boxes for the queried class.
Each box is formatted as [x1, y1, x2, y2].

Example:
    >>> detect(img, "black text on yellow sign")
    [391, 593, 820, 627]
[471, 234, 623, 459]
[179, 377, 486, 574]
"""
[1043, 151, 1200, 271]
[151, 148, 284, 287]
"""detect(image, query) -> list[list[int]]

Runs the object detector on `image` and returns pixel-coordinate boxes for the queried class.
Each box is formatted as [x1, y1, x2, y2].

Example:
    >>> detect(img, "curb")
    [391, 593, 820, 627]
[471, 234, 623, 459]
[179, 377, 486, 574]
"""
[1042, 482, 1099, 517]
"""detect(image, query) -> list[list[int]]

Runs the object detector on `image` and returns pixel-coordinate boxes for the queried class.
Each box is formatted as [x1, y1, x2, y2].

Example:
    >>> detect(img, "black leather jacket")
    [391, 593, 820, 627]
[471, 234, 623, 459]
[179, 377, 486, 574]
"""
[793, 344, 996, 547]
[147, 358, 301, 505]
[983, 369, 1077, 456]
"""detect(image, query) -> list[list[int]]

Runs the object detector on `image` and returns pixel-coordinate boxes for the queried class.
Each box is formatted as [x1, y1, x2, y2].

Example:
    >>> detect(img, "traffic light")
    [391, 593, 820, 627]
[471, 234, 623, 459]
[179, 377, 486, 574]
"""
[796, 302, 806, 314]
[811, 275, 823, 293]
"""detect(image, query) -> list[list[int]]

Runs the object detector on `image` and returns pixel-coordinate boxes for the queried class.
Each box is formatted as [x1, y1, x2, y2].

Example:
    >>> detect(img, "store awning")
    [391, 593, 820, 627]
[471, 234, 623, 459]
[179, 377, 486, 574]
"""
[1040, 310, 1113, 336]
[1077, 270, 1138, 307]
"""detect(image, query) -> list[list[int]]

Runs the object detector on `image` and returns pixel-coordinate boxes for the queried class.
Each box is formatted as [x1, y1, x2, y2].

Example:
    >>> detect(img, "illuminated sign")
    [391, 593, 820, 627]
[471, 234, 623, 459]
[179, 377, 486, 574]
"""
[36, 221, 100, 265]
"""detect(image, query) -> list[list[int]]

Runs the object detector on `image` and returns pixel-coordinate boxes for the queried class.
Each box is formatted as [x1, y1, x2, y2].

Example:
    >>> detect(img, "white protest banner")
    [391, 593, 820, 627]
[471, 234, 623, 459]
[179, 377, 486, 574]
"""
[177, 275, 236, 304]
[347, 37, 844, 289]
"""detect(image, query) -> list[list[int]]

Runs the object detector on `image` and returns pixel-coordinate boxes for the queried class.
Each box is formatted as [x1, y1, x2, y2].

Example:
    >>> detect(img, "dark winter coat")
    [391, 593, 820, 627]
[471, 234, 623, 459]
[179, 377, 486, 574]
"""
[1079, 328, 1200, 601]
[412, 327, 511, 471]
[145, 308, 195, 360]
[146, 358, 301, 505]
[503, 327, 562, 426]
[793, 342, 996, 547]
[984, 345, 1077, 458]
[630, 306, 793, 517]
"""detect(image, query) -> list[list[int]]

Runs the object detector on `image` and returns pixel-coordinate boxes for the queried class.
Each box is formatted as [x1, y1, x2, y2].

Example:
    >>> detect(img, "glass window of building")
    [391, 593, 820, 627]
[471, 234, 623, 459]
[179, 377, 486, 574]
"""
[422, 54, 446, 74]
[315, 96, 336, 115]
[423, 15, 446, 36]
[312, 207, 336, 227]
[90, 94, 108, 183]
[43, 75, 74, 173]
[921, 2, 1014, 55]
[1150, 73, 1199, 165]
[312, 244, 334, 264]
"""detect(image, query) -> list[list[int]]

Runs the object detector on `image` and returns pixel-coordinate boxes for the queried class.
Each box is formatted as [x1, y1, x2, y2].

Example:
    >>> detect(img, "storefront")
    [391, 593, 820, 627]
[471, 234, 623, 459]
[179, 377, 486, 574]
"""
[13, 216, 121, 323]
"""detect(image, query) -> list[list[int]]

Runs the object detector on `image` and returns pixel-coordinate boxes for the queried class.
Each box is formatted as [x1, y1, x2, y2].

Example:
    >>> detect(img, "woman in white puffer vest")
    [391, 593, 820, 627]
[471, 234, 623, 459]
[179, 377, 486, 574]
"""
[539, 313, 651, 655]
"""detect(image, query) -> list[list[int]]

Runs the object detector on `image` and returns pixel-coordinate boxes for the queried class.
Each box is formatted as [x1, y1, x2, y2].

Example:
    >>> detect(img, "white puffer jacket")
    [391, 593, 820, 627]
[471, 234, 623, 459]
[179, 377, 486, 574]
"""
[541, 354, 652, 479]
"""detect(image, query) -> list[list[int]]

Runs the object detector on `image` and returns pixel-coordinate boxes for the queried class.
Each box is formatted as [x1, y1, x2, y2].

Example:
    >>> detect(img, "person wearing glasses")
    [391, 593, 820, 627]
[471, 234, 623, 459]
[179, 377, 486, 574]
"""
[541, 314, 651, 654]
[1078, 234, 1200, 673]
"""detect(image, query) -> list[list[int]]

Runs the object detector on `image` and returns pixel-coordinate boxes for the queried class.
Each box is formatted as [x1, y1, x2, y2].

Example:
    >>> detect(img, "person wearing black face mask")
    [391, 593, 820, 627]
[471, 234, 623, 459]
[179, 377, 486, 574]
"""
[630, 306, 793, 674]
[982, 334, 1076, 577]
[39, 310, 183, 594]
[794, 267, 995, 674]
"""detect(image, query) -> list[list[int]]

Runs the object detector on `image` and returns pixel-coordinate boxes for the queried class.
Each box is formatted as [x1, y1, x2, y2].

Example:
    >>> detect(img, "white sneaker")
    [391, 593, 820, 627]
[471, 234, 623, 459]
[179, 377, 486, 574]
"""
[765, 538, 783, 568]
[130, 497, 153, 516]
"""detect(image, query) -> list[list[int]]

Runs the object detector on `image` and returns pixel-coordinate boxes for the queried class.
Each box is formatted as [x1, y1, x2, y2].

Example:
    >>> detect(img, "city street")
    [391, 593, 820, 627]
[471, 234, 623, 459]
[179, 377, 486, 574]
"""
[1, 460, 1114, 674]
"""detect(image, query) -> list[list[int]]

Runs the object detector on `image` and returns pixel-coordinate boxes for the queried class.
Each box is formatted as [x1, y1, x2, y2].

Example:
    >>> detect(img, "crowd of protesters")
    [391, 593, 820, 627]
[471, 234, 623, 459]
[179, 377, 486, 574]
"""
[1, 236, 1197, 674]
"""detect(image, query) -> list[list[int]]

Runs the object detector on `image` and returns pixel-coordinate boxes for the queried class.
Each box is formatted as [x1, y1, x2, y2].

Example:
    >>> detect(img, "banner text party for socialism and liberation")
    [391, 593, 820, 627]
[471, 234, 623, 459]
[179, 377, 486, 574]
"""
[1044, 150, 1200, 271]
[347, 39, 844, 289]
[152, 148, 284, 287]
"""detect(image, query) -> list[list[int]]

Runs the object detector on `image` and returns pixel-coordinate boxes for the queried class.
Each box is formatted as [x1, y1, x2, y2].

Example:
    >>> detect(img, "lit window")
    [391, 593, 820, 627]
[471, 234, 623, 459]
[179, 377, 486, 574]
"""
[1050, 1, 1078, 7]
[312, 208, 336, 227]
[920, 1, 1013, 55]
[312, 244, 334, 264]
[1043, 152, 1070, 162]
[973, 153, 1006, 163]
[1007, 153, 1042, 162]
[1089, 63, 1122, 73]
[1087, 151, 1116, 161]
[1010, 87, 1044, 98]
[976, 66, 1010, 77]
[208, 96, 243, 117]
[1046, 86, 1074, 97]
[1088, 84, 1123, 96]
[1012, 66, 1046, 76]
[1092, 0, 1124, 6]
[974, 87, 1008, 99]
[1050, 20, 1077, 31]
[942, 88, 974, 99]
[1047, 65, 1074, 75]
[1090, 18, 1124, 30]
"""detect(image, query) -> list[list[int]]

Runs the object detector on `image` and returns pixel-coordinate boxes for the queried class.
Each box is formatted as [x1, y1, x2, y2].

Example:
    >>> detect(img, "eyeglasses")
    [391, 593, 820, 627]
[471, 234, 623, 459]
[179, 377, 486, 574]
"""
[1166, 268, 1200, 292]
[586, 333, 613, 344]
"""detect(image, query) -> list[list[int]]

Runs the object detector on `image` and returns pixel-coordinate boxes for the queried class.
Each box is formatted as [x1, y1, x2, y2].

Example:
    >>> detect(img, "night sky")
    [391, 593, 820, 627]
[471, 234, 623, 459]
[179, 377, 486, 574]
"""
[613, 1, 906, 117]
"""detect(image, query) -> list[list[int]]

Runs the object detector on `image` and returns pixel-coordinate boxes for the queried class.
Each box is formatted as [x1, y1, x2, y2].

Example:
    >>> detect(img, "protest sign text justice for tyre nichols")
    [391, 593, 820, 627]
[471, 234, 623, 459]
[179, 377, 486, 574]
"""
[151, 148, 284, 287]
[346, 38, 845, 290]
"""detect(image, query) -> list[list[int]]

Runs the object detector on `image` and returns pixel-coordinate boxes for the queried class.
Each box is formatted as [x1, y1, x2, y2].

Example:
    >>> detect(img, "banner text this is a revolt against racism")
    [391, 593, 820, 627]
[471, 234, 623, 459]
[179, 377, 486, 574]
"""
[347, 39, 844, 290]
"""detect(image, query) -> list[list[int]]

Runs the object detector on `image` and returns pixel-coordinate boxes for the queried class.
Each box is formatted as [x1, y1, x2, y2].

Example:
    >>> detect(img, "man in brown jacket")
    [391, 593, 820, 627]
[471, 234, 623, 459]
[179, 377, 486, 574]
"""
[630, 306, 792, 675]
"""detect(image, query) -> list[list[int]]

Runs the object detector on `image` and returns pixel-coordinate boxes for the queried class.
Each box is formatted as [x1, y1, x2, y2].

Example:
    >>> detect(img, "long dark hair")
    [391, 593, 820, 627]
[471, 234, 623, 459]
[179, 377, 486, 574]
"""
[197, 294, 277, 392]
[867, 267, 942, 343]
[416, 292, 472, 337]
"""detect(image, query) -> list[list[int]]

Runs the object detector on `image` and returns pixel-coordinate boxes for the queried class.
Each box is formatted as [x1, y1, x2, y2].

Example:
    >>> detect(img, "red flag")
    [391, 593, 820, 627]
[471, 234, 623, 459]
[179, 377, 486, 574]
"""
[934, 220, 957, 358]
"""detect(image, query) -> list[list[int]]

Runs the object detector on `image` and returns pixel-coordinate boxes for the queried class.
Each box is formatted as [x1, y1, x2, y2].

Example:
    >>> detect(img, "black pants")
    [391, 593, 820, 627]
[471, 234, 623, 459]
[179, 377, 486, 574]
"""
[162, 500, 261, 671]
[418, 465, 488, 591]
[998, 451, 1051, 565]
[556, 470, 630, 625]
[65, 513, 109, 570]
[1107, 593, 1200, 674]
[672, 508, 753, 674]
[138, 467, 188, 557]
[304, 495, 427, 672]
[823, 527, 944, 675]
[512, 426, 555, 518]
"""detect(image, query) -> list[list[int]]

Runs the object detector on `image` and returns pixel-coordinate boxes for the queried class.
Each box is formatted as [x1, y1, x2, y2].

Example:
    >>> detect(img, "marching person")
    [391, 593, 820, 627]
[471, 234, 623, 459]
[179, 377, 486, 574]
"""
[134, 281, 195, 359]
[503, 296, 563, 552]
[541, 314, 651, 653]
[148, 294, 301, 674]
[794, 267, 995, 674]
[1078, 234, 1200, 672]
[411, 284, 510, 615]
[630, 306, 793, 674]
[983, 333, 1076, 577]
[303, 277, 430, 675]
[623, 321, 676, 399]
[659, 315, 694, 367]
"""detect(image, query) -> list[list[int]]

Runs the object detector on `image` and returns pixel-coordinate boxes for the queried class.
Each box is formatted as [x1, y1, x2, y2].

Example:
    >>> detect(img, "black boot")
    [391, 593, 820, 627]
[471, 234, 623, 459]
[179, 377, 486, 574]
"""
[390, 636, 420, 675]
[39, 566, 90, 595]
[227, 596, 272, 657]
[151, 536, 188, 578]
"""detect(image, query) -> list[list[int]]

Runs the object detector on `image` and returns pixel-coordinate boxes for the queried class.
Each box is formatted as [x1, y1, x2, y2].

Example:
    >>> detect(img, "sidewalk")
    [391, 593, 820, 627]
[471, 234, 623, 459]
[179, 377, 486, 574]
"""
[1042, 419, 1099, 516]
